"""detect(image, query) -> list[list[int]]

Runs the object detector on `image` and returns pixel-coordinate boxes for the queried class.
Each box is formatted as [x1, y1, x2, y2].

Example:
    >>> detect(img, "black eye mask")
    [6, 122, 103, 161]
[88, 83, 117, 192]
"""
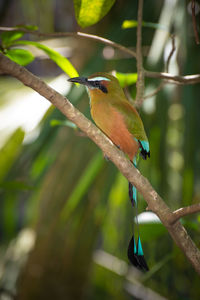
[88, 80, 108, 93]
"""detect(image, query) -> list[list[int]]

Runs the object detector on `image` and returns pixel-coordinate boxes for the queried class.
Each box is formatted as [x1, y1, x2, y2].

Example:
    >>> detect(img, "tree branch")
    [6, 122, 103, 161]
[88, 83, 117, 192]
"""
[0, 53, 200, 274]
[144, 70, 200, 84]
[1, 26, 200, 85]
[135, 0, 144, 107]
[0, 27, 136, 58]
[170, 203, 200, 225]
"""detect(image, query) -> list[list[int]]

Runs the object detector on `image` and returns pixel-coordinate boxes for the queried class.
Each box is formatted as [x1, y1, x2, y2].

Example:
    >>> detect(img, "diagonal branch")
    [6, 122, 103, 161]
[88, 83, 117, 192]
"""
[76, 32, 137, 58]
[0, 53, 200, 274]
[170, 203, 200, 225]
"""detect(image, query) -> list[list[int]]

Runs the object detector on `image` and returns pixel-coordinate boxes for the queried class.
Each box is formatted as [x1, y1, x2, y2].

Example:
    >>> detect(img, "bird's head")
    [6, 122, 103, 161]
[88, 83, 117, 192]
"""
[68, 72, 122, 95]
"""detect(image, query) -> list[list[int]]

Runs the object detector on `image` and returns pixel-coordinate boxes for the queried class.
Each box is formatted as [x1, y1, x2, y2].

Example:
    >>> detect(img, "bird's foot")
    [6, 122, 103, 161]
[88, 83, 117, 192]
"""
[103, 154, 110, 161]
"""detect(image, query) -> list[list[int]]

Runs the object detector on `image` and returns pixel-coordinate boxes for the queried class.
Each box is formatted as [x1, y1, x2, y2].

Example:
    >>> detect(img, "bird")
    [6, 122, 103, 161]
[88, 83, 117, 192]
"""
[68, 72, 150, 271]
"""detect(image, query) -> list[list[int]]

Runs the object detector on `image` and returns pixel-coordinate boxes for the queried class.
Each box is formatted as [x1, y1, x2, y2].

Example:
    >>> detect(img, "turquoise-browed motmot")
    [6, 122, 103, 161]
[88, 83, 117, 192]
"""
[68, 73, 150, 271]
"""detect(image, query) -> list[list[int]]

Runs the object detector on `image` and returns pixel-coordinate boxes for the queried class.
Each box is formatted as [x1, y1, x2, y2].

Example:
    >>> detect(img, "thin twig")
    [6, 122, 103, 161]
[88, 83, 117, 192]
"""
[170, 203, 200, 225]
[1, 26, 200, 85]
[0, 27, 137, 58]
[144, 34, 176, 100]
[144, 71, 200, 84]
[77, 32, 137, 58]
[143, 82, 165, 99]
[135, 0, 144, 107]
[165, 34, 175, 73]
[191, 0, 200, 45]
[124, 87, 135, 105]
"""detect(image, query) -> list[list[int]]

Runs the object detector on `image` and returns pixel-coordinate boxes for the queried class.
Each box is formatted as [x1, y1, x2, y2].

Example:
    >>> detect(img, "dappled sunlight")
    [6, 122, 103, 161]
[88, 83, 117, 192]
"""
[0, 74, 70, 148]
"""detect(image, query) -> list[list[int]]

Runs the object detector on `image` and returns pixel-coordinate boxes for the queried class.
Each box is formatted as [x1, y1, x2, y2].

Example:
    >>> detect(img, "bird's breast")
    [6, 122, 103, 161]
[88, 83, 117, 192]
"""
[91, 100, 139, 160]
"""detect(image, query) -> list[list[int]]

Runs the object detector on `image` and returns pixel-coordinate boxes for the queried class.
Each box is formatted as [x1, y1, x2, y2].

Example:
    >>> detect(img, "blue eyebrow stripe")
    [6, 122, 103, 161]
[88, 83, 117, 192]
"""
[88, 77, 111, 81]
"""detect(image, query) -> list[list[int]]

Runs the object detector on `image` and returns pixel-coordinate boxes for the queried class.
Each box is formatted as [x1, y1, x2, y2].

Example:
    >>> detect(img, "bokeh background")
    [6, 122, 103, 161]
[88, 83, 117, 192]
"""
[0, 0, 200, 299]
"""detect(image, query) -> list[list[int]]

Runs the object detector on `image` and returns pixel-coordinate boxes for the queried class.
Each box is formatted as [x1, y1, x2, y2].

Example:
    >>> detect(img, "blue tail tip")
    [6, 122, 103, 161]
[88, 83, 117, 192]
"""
[127, 235, 149, 272]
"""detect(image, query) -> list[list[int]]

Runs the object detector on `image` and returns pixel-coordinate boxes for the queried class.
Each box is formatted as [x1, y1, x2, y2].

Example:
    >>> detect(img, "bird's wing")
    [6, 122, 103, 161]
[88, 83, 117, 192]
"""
[113, 100, 148, 142]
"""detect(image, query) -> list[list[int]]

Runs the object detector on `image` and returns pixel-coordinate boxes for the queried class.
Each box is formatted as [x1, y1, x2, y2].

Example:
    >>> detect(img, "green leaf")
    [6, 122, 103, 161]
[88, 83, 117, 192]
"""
[1, 30, 24, 47]
[122, 20, 138, 29]
[0, 128, 25, 182]
[115, 72, 137, 88]
[14, 40, 79, 78]
[50, 119, 77, 129]
[122, 20, 168, 31]
[73, 0, 115, 28]
[5, 48, 34, 66]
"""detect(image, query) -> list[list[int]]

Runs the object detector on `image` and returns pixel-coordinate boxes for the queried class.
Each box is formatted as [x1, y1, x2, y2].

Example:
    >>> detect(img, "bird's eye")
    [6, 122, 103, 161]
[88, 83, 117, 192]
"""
[94, 81, 100, 87]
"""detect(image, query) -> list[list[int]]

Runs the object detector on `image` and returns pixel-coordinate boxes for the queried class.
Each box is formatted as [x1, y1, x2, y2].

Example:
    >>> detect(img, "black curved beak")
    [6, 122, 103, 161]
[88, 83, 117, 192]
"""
[68, 77, 88, 86]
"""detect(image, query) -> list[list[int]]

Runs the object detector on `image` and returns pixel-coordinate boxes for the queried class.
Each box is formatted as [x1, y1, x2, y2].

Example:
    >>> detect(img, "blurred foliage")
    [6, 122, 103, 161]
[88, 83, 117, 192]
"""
[1, 30, 24, 47]
[121, 19, 168, 31]
[115, 72, 138, 88]
[0, 128, 25, 182]
[14, 40, 79, 77]
[0, 30, 79, 77]
[0, 0, 200, 300]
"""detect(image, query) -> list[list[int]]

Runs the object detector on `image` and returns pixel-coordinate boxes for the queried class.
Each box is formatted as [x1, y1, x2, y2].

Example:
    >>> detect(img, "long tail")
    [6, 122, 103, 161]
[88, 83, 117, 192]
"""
[127, 159, 149, 271]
